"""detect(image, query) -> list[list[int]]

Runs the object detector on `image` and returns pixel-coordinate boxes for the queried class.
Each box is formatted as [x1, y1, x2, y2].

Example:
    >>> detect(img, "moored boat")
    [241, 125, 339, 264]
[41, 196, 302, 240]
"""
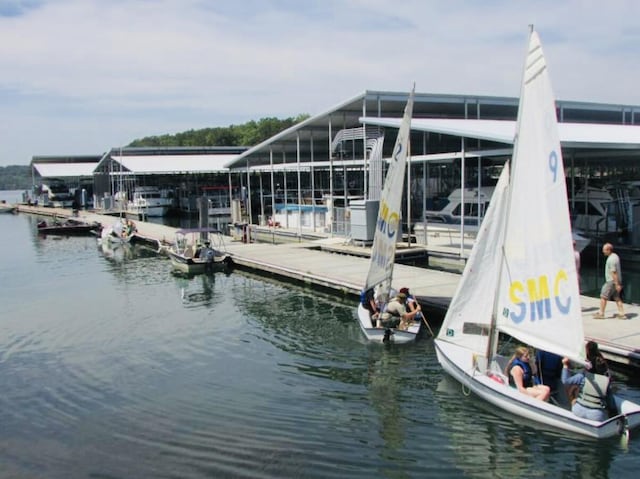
[0, 201, 17, 214]
[167, 227, 230, 274]
[100, 218, 137, 245]
[127, 186, 172, 217]
[37, 218, 102, 236]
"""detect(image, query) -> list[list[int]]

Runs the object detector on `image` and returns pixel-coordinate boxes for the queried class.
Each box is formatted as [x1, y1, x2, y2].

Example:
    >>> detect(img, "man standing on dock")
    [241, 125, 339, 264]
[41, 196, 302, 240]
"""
[594, 243, 626, 319]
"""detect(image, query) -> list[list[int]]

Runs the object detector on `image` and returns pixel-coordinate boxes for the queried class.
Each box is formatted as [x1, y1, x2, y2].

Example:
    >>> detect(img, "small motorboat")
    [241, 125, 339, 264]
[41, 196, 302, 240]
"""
[0, 201, 17, 214]
[99, 218, 137, 245]
[167, 227, 231, 274]
[37, 218, 103, 236]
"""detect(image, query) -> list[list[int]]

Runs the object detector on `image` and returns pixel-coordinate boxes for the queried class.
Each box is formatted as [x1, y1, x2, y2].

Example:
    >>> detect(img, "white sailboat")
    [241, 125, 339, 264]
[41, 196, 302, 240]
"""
[434, 28, 640, 439]
[357, 87, 421, 343]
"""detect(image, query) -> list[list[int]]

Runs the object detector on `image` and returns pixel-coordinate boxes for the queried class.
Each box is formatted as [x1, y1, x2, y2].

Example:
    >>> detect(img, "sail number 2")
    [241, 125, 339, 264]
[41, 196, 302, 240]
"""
[507, 269, 571, 323]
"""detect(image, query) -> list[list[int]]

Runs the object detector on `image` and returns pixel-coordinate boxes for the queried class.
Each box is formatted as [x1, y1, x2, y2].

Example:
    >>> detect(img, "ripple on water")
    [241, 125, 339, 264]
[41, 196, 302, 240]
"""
[3, 214, 640, 478]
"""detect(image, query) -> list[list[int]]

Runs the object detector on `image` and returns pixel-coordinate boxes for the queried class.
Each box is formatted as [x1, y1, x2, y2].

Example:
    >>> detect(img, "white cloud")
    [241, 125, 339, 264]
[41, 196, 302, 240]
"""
[1, 0, 639, 165]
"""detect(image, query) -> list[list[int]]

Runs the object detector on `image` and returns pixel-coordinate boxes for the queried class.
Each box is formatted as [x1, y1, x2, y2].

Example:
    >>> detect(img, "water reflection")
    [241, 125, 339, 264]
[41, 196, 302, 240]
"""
[366, 346, 405, 452]
[174, 272, 215, 306]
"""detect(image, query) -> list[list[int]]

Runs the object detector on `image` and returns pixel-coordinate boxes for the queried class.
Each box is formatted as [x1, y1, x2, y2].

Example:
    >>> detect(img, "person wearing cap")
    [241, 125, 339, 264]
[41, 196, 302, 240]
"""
[378, 292, 421, 330]
[399, 287, 423, 321]
[200, 240, 215, 271]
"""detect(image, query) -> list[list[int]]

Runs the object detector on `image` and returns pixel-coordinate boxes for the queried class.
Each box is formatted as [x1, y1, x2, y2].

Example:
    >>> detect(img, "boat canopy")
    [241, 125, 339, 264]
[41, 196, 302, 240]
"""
[110, 154, 236, 174]
[33, 162, 99, 177]
[360, 117, 640, 149]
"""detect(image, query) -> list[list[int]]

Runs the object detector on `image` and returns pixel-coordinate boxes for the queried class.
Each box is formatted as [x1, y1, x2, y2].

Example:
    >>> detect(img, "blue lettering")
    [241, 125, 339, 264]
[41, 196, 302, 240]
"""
[508, 270, 571, 323]
[548, 151, 558, 183]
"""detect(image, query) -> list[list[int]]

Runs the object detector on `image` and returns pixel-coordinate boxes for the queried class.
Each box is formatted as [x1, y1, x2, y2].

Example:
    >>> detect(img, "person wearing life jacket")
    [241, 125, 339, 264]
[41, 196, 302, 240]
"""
[378, 292, 420, 330]
[505, 346, 551, 402]
[360, 288, 379, 319]
[561, 341, 614, 421]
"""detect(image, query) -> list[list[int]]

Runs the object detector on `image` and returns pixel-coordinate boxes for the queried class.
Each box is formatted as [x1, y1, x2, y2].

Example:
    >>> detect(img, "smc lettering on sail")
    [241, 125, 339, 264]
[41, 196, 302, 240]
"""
[370, 198, 400, 270]
[504, 269, 572, 324]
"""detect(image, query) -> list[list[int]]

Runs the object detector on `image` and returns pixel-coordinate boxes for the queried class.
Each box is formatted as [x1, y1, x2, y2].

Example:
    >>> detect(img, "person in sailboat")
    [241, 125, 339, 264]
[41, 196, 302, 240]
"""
[360, 288, 380, 319]
[535, 349, 564, 401]
[374, 285, 395, 316]
[378, 292, 421, 330]
[399, 287, 423, 321]
[561, 341, 614, 421]
[594, 243, 626, 319]
[504, 347, 551, 402]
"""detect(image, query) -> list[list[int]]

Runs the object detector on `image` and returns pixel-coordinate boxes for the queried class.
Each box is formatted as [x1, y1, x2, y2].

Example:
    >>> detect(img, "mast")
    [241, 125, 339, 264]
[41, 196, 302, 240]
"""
[485, 26, 534, 360]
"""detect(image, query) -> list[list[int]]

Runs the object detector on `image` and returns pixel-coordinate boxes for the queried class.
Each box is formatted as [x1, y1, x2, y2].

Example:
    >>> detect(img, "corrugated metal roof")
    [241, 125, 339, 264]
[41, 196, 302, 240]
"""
[360, 117, 640, 149]
[33, 162, 99, 178]
[112, 154, 236, 174]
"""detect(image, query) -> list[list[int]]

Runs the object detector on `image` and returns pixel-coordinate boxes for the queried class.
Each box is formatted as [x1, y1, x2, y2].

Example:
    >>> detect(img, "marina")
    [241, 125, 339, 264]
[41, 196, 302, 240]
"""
[3, 196, 640, 478]
[13, 201, 640, 370]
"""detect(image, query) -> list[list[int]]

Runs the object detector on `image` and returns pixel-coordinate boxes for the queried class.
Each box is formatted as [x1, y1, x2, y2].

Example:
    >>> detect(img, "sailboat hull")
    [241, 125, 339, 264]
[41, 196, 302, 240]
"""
[435, 340, 640, 439]
[357, 303, 420, 344]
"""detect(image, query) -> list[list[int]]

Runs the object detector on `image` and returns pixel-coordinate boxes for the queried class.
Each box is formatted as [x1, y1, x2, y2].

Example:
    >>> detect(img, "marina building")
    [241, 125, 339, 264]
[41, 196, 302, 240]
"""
[30, 155, 101, 208]
[225, 90, 640, 245]
[29, 90, 640, 247]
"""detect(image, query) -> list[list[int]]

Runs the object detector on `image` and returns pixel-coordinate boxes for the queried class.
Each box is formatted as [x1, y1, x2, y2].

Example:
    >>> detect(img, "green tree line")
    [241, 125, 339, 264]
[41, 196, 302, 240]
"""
[0, 165, 31, 190]
[0, 115, 309, 190]
[128, 115, 309, 147]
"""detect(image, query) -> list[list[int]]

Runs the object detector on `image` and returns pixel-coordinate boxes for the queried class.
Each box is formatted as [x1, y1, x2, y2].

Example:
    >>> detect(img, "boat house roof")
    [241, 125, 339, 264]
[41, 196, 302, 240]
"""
[359, 118, 640, 150]
[225, 90, 640, 170]
[95, 146, 248, 175]
[31, 155, 102, 178]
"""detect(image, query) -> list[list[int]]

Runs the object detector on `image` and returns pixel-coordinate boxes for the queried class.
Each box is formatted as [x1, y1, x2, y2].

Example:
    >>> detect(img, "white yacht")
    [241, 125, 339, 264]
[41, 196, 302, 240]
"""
[569, 186, 619, 235]
[414, 185, 591, 252]
[127, 186, 172, 217]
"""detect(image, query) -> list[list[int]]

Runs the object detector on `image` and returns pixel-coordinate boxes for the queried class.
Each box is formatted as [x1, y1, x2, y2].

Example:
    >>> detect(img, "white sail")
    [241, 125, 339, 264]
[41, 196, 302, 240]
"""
[437, 162, 510, 354]
[364, 87, 415, 293]
[435, 27, 640, 440]
[494, 31, 584, 362]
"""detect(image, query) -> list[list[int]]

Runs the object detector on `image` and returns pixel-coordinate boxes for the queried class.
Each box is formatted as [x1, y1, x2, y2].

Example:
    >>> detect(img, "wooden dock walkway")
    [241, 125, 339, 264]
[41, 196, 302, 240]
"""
[17, 204, 640, 368]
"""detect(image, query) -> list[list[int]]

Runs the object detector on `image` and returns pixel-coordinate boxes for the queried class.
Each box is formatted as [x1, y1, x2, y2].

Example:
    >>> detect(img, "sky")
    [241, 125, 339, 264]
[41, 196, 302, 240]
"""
[1, 0, 639, 166]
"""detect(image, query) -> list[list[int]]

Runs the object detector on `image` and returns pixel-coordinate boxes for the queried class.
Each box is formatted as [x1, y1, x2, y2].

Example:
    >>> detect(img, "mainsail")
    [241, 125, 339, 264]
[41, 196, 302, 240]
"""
[364, 87, 415, 294]
[434, 27, 640, 440]
[495, 31, 584, 362]
[438, 162, 510, 355]
[437, 30, 584, 363]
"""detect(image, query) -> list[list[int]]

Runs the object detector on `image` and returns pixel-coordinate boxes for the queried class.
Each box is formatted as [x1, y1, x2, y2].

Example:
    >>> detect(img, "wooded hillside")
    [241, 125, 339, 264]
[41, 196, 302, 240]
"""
[0, 115, 309, 189]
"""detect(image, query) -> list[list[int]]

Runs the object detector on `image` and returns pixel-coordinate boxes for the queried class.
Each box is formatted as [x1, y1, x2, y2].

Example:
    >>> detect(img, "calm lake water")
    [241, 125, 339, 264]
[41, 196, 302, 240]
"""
[2, 191, 640, 478]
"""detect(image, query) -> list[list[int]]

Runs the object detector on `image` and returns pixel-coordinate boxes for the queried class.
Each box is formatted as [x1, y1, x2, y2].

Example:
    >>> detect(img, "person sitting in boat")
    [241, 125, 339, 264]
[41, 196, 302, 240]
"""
[360, 288, 379, 319]
[378, 292, 421, 330]
[535, 349, 564, 401]
[374, 285, 394, 314]
[561, 348, 614, 421]
[200, 240, 215, 271]
[505, 346, 551, 402]
[399, 287, 423, 321]
[202, 241, 214, 260]
[123, 218, 136, 238]
[562, 341, 616, 421]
